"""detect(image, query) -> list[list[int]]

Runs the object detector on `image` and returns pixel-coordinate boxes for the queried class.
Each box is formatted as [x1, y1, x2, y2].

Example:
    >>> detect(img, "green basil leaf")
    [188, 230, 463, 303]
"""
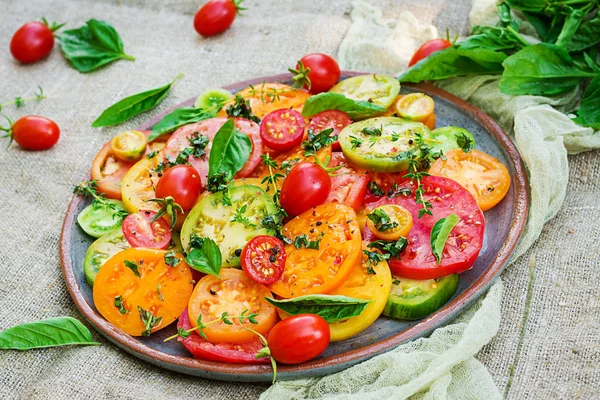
[522, 11, 552, 39]
[555, 7, 587, 49]
[264, 294, 371, 323]
[398, 47, 507, 83]
[149, 107, 213, 141]
[208, 119, 252, 182]
[185, 238, 222, 278]
[92, 74, 183, 127]
[301, 93, 386, 120]
[59, 19, 134, 73]
[460, 24, 529, 52]
[430, 214, 460, 265]
[574, 74, 600, 129]
[503, 0, 545, 12]
[0, 317, 100, 350]
[499, 43, 597, 96]
[569, 14, 600, 52]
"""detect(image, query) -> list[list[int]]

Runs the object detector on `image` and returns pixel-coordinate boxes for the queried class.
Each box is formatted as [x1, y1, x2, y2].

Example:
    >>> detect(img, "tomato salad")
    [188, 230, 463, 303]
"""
[75, 68, 510, 377]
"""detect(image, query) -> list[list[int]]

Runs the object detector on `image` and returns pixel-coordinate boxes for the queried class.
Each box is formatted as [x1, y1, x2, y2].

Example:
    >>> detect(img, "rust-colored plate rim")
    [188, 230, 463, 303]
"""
[60, 71, 529, 381]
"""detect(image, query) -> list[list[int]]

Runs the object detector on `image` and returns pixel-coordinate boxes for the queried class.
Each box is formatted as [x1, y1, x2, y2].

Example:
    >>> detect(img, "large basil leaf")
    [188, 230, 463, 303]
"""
[207, 119, 252, 181]
[302, 93, 386, 120]
[499, 43, 597, 96]
[555, 7, 587, 49]
[0, 317, 100, 350]
[398, 47, 507, 83]
[148, 107, 213, 141]
[569, 14, 600, 52]
[264, 294, 371, 323]
[460, 23, 529, 52]
[574, 74, 600, 129]
[430, 214, 460, 265]
[185, 238, 222, 278]
[92, 74, 183, 127]
[59, 19, 134, 73]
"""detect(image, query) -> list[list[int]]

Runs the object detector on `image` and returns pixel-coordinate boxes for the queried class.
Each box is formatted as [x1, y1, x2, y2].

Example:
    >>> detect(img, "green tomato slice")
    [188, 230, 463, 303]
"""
[77, 200, 127, 238]
[339, 117, 433, 172]
[329, 74, 400, 109]
[383, 275, 459, 320]
[180, 185, 277, 267]
[429, 126, 476, 154]
[194, 88, 234, 116]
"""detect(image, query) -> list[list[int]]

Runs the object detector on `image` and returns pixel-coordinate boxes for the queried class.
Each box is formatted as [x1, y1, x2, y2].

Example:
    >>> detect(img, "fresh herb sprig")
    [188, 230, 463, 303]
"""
[138, 306, 162, 337]
[248, 83, 292, 104]
[0, 86, 45, 112]
[367, 208, 398, 232]
[73, 180, 129, 218]
[302, 128, 336, 155]
[225, 94, 260, 123]
[164, 309, 259, 342]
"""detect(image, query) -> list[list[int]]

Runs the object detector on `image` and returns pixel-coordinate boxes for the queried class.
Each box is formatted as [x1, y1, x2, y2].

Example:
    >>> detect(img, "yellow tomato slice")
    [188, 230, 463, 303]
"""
[428, 148, 510, 211]
[268, 203, 362, 298]
[219, 83, 311, 119]
[366, 204, 413, 241]
[395, 93, 435, 123]
[111, 130, 148, 162]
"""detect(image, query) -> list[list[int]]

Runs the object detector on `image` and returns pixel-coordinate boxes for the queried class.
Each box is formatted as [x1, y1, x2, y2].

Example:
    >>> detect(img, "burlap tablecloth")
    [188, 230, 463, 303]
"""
[0, 0, 598, 398]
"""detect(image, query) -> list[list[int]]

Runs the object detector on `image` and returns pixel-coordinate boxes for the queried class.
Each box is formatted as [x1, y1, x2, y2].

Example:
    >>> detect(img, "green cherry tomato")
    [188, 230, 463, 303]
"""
[194, 88, 233, 115]
[429, 126, 476, 154]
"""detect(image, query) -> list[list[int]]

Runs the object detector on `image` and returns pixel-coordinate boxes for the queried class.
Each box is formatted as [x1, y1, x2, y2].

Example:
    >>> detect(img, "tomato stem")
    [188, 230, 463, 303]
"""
[122, 54, 136, 62]
[288, 60, 311, 91]
[233, 0, 247, 16]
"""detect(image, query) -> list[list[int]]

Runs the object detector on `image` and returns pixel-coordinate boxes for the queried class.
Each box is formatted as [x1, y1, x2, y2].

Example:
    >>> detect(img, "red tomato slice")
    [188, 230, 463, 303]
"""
[307, 110, 352, 151]
[364, 174, 485, 279]
[325, 152, 369, 210]
[177, 308, 269, 364]
[260, 109, 305, 151]
[122, 210, 172, 249]
[161, 118, 262, 188]
[241, 235, 286, 285]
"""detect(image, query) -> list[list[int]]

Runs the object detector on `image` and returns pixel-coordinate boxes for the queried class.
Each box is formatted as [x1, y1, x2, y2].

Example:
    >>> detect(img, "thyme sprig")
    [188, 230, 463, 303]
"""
[164, 309, 259, 342]
[0, 86, 45, 111]
[73, 180, 128, 218]
[138, 306, 162, 336]
[248, 83, 292, 103]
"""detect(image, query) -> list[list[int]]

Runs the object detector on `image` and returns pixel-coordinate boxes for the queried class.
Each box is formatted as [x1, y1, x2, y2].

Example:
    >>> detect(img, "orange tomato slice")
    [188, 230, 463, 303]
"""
[366, 204, 413, 241]
[395, 93, 435, 124]
[428, 148, 510, 211]
[93, 248, 193, 336]
[187, 269, 278, 344]
[268, 203, 362, 298]
[219, 83, 311, 119]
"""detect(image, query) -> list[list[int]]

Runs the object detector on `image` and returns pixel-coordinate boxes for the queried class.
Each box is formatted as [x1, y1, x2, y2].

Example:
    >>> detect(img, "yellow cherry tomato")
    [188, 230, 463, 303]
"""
[395, 93, 435, 124]
[366, 204, 413, 241]
[111, 130, 148, 162]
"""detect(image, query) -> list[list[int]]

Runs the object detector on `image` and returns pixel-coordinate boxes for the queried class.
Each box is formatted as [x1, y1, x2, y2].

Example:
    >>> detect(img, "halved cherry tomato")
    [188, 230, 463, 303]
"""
[155, 165, 202, 211]
[294, 53, 341, 94]
[366, 204, 413, 241]
[241, 236, 286, 285]
[122, 210, 172, 249]
[409, 38, 453, 67]
[325, 152, 368, 210]
[280, 162, 331, 217]
[176, 308, 270, 364]
[260, 109, 305, 151]
[268, 203, 362, 298]
[307, 110, 352, 151]
[428, 149, 510, 212]
[364, 174, 485, 279]
[188, 269, 278, 344]
[221, 83, 311, 119]
[268, 314, 330, 364]
[93, 248, 193, 336]
[111, 130, 148, 162]
[395, 93, 435, 125]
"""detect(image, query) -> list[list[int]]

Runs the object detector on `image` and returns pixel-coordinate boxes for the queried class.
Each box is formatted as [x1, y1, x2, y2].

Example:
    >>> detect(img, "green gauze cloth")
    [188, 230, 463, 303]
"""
[261, 1, 600, 399]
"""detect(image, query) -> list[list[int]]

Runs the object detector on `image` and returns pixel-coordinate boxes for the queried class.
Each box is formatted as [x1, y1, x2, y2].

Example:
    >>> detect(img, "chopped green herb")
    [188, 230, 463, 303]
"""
[138, 306, 162, 336]
[124, 260, 141, 277]
[114, 295, 128, 314]
[164, 251, 180, 267]
[293, 232, 324, 250]
[367, 208, 399, 231]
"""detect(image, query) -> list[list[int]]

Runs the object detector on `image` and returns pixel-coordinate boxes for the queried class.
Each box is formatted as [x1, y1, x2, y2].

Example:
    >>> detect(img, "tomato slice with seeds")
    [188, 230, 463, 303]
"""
[364, 174, 485, 280]
[260, 109, 305, 151]
[366, 204, 413, 241]
[177, 308, 270, 364]
[122, 210, 172, 249]
[325, 152, 369, 210]
[220, 83, 311, 119]
[241, 235, 286, 285]
[307, 110, 352, 151]
[268, 203, 362, 298]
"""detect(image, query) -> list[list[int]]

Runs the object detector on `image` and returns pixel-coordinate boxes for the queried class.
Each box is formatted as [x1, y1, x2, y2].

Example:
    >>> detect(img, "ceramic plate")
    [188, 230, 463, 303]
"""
[60, 72, 529, 382]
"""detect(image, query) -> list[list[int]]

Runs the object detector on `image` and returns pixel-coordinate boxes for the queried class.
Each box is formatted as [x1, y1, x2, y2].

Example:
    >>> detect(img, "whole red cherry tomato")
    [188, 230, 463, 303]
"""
[193, 0, 244, 37]
[408, 38, 453, 67]
[291, 54, 341, 94]
[267, 314, 330, 364]
[3, 116, 60, 150]
[155, 165, 202, 211]
[10, 20, 63, 64]
[280, 162, 331, 217]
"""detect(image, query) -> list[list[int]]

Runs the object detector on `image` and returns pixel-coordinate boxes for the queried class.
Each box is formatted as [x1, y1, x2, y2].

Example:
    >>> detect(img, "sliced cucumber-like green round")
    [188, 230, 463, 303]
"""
[383, 275, 459, 320]
[329, 74, 400, 109]
[429, 126, 476, 154]
[77, 200, 127, 238]
[180, 185, 277, 267]
[194, 88, 233, 115]
[339, 117, 432, 172]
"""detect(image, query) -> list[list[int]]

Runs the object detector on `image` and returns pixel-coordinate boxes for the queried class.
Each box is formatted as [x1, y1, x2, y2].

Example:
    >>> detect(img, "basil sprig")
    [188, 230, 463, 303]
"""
[149, 107, 213, 141]
[59, 19, 134, 73]
[185, 237, 222, 278]
[573, 74, 600, 129]
[92, 74, 183, 127]
[265, 294, 370, 323]
[430, 214, 460, 265]
[0, 317, 100, 350]
[206, 119, 252, 191]
[302, 92, 386, 120]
